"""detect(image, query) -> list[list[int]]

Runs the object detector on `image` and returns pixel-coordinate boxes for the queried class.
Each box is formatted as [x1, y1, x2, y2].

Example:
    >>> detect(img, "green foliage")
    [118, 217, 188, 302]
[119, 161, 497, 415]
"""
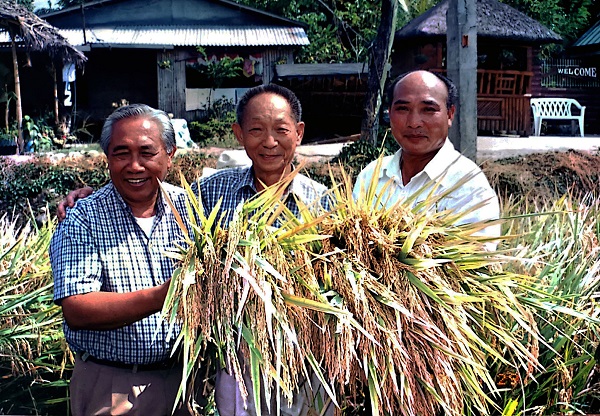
[190, 47, 244, 88]
[497, 194, 600, 414]
[397, 0, 443, 27]
[0, 156, 109, 227]
[16, 0, 34, 10]
[501, 0, 593, 46]
[296, 12, 350, 63]
[0, 151, 216, 227]
[0, 128, 16, 146]
[234, 0, 382, 63]
[188, 98, 239, 148]
[20, 114, 79, 153]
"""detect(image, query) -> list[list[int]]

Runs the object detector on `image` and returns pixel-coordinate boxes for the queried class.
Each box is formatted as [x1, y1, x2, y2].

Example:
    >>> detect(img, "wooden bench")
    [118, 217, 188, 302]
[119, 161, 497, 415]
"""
[530, 98, 586, 137]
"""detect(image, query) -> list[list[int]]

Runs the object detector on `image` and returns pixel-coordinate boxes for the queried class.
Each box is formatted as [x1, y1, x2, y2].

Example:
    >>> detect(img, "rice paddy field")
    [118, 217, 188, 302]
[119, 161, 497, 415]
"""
[0, 149, 599, 415]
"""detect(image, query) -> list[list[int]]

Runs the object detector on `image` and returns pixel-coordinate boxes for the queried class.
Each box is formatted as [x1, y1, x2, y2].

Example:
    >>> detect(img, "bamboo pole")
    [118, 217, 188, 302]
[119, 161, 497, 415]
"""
[52, 63, 59, 127]
[10, 31, 23, 154]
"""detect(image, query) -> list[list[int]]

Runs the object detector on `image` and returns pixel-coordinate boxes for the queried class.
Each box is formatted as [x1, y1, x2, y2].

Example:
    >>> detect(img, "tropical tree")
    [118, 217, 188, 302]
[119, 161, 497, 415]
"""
[501, 0, 594, 45]
[360, 0, 399, 144]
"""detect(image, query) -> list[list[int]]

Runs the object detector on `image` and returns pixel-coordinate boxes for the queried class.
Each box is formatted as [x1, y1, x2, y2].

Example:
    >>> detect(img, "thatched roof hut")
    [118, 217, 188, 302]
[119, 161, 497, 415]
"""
[0, 0, 86, 153]
[0, 0, 86, 65]
[395, 0, 561, 44]
[391, 0, 562, 136]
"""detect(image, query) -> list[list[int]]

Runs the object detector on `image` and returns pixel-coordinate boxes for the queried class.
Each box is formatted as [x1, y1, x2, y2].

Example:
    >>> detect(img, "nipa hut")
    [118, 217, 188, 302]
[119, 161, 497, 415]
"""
[0, 0, 86, 153]
[392, 0, 561, 136]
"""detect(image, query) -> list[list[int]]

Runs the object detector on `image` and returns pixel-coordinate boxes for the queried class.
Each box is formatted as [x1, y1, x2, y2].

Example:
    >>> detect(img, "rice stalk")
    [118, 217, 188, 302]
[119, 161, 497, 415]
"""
[163, 162, 597, 415]
[0, 212, 70, 412]
[497, 192, 600, 414]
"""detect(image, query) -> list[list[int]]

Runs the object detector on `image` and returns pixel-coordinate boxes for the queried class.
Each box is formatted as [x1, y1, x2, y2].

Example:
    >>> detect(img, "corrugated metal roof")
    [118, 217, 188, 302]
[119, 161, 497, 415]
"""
[276, 63, 368, 77]
[51, 26, 309, 48]
[573, 20, 600, 48]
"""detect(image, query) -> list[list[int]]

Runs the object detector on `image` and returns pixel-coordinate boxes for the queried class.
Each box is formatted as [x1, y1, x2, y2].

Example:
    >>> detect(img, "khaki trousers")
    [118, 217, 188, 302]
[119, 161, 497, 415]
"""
[70, 354, 192, 416]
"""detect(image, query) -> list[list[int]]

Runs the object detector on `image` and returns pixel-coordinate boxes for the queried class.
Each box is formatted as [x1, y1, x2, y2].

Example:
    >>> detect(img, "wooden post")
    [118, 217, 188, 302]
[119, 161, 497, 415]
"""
[52, 63, 59, 127]
[446, 0, 477, 161]
[10, 32, 23, 154]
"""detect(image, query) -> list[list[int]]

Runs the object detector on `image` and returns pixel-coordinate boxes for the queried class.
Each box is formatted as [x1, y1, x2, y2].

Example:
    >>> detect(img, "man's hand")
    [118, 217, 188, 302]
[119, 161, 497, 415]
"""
[57, 187, 94, 221]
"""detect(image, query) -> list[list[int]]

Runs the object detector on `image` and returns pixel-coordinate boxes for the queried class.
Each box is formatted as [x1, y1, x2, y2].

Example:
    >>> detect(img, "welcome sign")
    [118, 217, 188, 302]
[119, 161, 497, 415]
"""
[556, 66, 597, 78]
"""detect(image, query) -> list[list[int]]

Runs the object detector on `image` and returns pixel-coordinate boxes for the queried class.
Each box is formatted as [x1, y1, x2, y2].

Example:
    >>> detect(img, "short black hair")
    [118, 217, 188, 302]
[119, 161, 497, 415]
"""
[236, 84, 302, 125]
[386, 70, 458, 110]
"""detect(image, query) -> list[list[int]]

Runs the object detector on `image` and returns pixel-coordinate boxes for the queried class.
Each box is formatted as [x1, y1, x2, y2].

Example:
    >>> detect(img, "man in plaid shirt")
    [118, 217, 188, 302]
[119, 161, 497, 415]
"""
[56, 86, 333, 416]
[50, 104, 192, 415]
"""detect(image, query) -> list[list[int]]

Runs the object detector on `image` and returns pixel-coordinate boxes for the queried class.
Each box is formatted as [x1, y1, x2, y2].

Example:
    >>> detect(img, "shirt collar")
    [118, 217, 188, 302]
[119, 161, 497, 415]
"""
[235, 165, 310, 204]
[109, 181, 168, 218]
[232, 167, 258, 195]
[382, 138, 460, 185]
[421, 139, 461, 184]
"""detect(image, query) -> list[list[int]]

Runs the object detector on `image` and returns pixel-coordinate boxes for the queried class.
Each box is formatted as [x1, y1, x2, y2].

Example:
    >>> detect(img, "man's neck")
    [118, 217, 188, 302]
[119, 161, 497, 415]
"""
[253, 166, 293, 192]
[400, 152, 437, 186]
[126, 196, 158, 218]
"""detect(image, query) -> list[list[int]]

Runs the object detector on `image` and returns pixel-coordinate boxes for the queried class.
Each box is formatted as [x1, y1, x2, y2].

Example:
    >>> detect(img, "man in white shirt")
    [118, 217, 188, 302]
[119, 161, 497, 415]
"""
[353, 70, 500, 241]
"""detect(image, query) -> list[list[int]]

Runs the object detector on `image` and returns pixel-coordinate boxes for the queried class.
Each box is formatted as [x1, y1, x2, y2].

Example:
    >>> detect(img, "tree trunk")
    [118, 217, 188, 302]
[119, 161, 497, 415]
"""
[360, 0, 398, 145]
[10, 32, 23, 154]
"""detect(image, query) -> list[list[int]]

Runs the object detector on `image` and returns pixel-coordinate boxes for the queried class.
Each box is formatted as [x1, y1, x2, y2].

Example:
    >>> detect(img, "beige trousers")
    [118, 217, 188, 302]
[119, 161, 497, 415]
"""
[70, 354, 192, 416]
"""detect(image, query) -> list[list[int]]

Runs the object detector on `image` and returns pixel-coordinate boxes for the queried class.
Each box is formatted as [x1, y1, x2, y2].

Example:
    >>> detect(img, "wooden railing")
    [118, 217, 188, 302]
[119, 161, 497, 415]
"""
[431, 69, 533, 134]
[431, 69, 533, 95]
[476, 69, 532, 95]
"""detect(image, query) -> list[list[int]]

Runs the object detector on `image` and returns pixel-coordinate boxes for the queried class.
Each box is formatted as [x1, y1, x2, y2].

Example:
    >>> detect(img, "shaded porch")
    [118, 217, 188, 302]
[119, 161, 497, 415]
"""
[431, 68, 533, 135]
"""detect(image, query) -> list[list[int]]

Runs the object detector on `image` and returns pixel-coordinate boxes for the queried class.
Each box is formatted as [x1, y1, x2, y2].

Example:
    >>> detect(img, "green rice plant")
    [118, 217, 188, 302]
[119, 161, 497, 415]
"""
[497, 193, 600, 415]
[0, 213, 71, 414]
[161, 160, 594, 416]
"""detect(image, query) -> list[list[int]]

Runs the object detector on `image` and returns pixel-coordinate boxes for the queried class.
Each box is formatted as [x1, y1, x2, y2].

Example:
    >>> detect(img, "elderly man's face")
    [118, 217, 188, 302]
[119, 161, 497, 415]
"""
[389, 71, 455, 160]
[107, 116, 174, 217]
[233, 92, 304, 187]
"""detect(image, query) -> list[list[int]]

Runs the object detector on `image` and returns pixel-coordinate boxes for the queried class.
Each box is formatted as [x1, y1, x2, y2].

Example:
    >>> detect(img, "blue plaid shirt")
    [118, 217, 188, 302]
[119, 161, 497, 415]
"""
[193, 166, 331, 226]
[50, 182, 190, 365]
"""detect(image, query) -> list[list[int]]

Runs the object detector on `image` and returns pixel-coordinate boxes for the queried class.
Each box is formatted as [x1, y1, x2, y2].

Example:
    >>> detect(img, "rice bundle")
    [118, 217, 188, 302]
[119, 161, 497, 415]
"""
[161, 163, 541, 416]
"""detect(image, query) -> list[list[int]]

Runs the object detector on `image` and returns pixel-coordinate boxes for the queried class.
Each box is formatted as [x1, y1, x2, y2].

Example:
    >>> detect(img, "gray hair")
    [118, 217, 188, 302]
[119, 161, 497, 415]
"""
[100, 104, 175, 154]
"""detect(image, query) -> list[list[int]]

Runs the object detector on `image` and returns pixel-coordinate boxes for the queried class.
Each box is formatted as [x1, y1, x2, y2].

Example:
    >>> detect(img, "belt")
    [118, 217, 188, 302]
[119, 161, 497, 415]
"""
[79, 352, 180, 372]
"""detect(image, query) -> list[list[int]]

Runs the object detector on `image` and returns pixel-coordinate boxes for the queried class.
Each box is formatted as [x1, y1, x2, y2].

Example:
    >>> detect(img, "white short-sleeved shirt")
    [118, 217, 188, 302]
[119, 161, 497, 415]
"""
[353, 138, 501, 240]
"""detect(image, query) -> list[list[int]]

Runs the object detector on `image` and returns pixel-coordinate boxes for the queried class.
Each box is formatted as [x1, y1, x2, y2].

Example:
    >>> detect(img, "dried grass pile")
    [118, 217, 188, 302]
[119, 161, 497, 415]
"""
[162, 165, 544, 416]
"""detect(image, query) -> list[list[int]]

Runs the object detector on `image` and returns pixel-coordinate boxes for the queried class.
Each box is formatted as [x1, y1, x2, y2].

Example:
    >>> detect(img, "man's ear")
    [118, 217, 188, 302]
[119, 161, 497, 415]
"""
[232, 123, 244, 146]
[165, 146, 176, 171]
[447, 105, 456, 127]
[295, 121, 305, 145]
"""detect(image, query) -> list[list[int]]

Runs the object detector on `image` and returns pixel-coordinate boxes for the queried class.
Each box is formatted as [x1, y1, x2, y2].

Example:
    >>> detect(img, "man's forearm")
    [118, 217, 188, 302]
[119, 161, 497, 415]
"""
[60, 283, 168, 330]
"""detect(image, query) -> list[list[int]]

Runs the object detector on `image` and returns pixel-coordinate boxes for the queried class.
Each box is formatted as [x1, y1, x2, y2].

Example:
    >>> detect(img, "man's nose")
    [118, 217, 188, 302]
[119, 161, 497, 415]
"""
[406, 110, 423, 128]
[263, 131, 278, 147]
[128, 156, 144, 171]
